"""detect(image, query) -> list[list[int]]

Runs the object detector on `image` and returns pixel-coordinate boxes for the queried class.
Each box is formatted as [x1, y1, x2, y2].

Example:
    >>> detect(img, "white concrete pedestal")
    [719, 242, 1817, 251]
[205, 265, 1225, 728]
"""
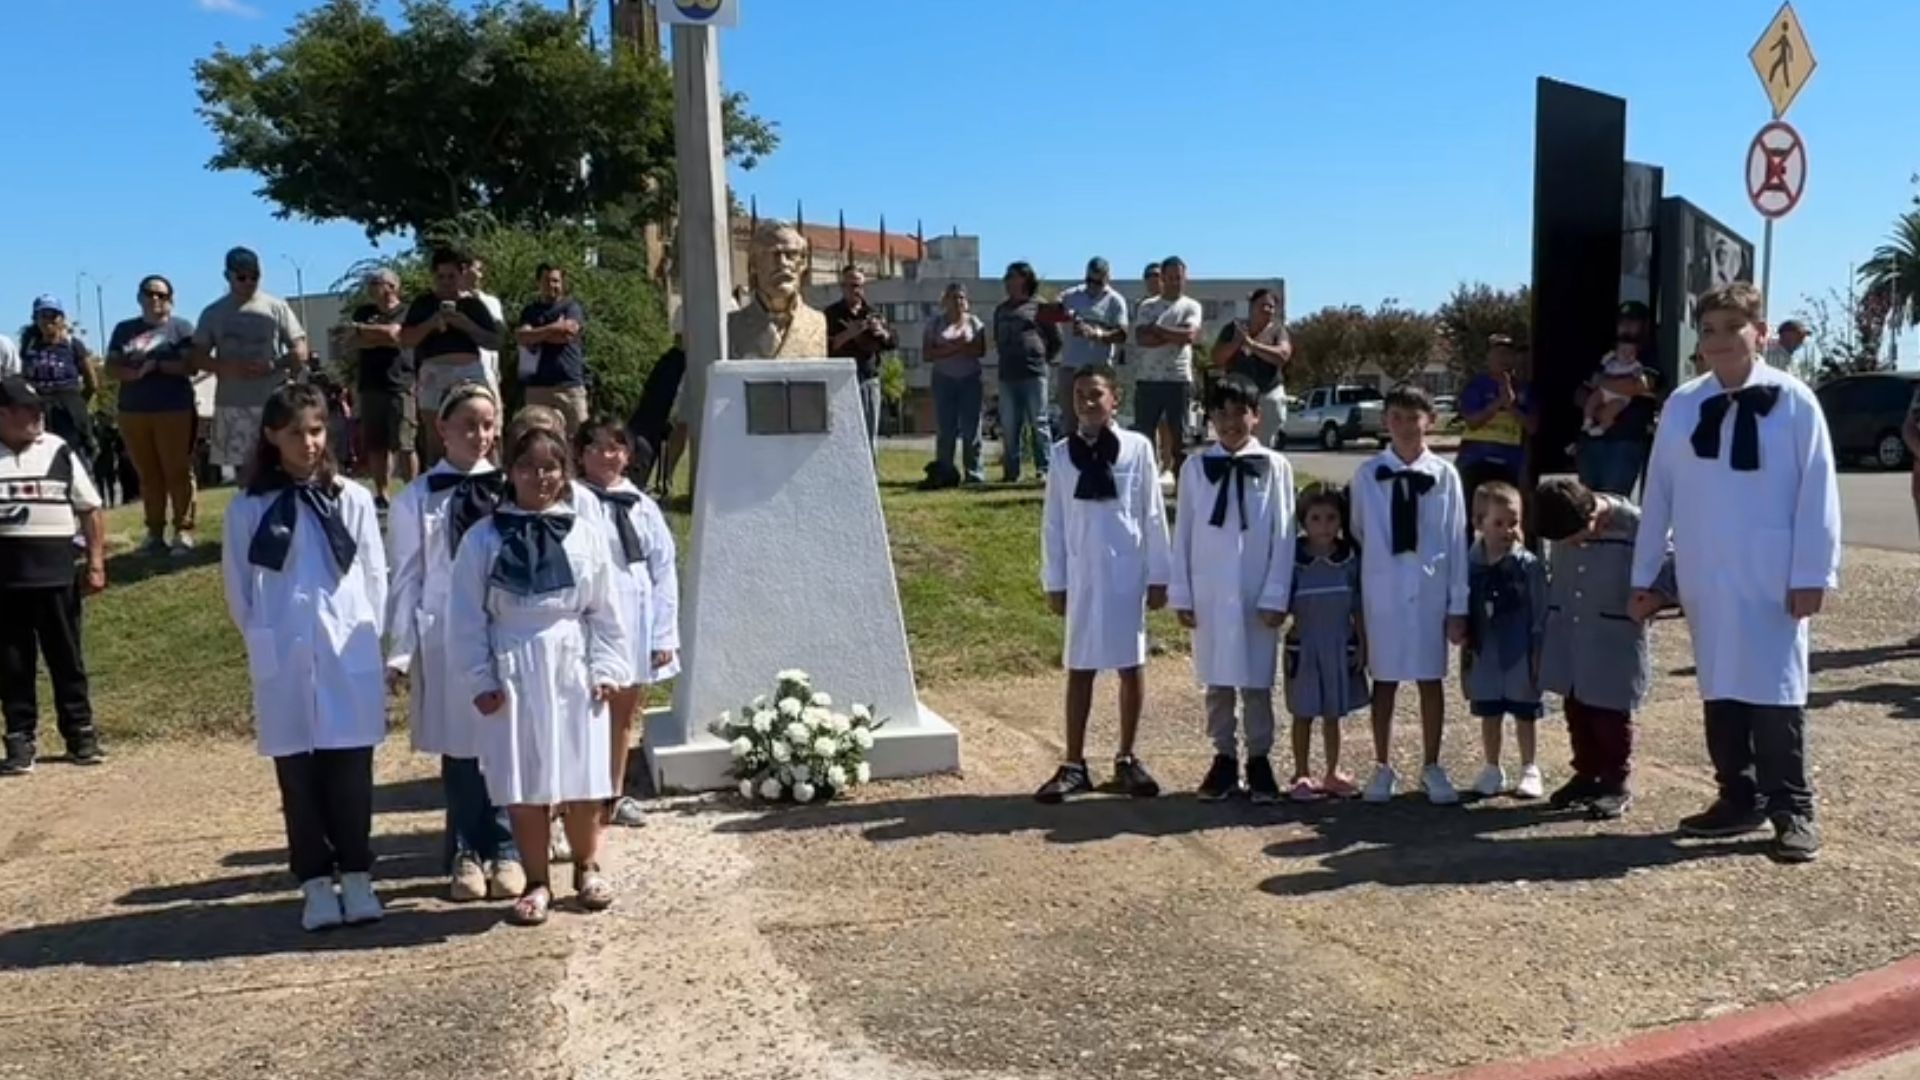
[643, 358, 962, 793]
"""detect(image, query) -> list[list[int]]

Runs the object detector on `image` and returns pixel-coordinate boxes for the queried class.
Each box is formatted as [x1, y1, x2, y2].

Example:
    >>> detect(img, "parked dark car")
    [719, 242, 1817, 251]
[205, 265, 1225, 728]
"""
[1814, 370, 1920, 470]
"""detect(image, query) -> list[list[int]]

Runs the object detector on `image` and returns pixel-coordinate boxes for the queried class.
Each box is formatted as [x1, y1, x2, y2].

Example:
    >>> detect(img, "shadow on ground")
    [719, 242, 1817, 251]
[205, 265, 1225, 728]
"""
[104, 542, 223, 588]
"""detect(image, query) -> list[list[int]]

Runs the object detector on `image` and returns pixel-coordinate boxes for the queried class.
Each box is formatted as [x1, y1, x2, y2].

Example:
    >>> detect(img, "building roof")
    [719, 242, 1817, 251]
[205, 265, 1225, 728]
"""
[731, 218, 926, 262]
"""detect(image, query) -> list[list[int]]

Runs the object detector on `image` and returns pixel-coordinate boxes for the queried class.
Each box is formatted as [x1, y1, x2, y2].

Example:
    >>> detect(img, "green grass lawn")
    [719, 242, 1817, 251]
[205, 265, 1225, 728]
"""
[70, 450, 1184, 743]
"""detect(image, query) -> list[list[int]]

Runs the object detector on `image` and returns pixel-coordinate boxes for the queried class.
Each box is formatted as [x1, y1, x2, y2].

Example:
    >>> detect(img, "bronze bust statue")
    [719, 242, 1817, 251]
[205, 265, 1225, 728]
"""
[728, 220, 828, 359]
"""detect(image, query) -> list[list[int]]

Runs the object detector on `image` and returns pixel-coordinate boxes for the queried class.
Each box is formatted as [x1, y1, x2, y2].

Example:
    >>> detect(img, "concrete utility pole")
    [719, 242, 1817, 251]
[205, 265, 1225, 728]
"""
[672, 21, 733, 437]
[283, 256, 311, 342]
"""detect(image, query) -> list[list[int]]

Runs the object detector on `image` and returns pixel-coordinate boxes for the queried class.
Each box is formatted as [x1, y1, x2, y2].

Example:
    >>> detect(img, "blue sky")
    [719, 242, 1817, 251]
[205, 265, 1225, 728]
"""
[5, 0, 1914, 359]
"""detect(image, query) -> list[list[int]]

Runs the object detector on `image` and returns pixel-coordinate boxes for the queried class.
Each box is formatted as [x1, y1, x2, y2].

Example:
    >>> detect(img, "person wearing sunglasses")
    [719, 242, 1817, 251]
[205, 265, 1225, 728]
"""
[191, 247, 309, 479]
[17, 296, 98, 463]
[107, 275, 199, 556]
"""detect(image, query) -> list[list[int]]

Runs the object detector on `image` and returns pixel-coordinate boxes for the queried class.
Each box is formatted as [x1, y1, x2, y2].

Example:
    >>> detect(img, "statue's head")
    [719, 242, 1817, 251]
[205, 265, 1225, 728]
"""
[749, 220, 808, 310]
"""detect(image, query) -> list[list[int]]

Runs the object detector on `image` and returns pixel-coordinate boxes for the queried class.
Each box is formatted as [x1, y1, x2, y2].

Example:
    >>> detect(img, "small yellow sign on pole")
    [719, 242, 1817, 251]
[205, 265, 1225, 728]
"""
[1749, 2, 1816, 118]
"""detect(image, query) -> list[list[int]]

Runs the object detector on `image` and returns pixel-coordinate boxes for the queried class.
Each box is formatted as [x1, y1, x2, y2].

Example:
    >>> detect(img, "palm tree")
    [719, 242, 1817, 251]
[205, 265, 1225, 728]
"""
[1859, 210, 1920, 331]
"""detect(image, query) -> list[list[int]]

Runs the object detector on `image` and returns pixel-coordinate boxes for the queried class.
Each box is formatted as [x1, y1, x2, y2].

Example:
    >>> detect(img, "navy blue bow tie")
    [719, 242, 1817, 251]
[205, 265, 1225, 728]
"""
[585, 484, 648, 564]
[1202, 453, 1266, 529]
[1374, 465, 1435, 554]
[427, 470, 506, 557]
[1691, 384, 1780, 472]
[1067, 427, 1120, 501]
[489, 512, 576, 597]
[248, 480, 356, 575]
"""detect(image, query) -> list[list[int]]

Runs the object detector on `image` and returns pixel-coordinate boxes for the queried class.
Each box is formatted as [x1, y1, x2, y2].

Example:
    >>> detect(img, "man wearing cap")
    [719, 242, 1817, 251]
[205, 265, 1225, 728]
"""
[0, 376, 107, 775]
[17, 296, 98, 462]
[1456, 333, 1538, 525]
[1055, 258, 1129, 431]
[191, 247, 309, 475]
[350, 269, 414, 507]
[1765, 318, 1815, 373]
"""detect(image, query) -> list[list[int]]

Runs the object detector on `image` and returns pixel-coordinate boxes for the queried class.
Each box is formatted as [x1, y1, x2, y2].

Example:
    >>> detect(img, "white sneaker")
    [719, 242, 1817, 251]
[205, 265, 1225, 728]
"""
[449, 853, 487, 902]
[170, 532, 196, 556]
[1158, 470, 1175, 487]
[300, 877, 343, 932]
[1362, 764, 1398, 804]
[1422, 764, 1461, 805]
[1473, 764, 1508, 797]
[339, 872, 384, 925]
[1515, 764, 1546, 800]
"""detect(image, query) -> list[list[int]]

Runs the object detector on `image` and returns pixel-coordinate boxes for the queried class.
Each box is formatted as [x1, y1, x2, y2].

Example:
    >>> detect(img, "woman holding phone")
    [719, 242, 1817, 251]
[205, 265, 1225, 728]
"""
[402, 247, 501, 466]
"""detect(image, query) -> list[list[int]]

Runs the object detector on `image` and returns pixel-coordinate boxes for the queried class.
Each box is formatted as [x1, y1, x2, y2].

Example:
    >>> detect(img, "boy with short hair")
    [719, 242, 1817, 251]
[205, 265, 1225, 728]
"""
[1170, 374, 1295, 803]
[1038, 363, 1172, 803]
[1532, 476, 1673, 820]
[1633, 282, 1840, 862]
[1350, 385, 1468, 804]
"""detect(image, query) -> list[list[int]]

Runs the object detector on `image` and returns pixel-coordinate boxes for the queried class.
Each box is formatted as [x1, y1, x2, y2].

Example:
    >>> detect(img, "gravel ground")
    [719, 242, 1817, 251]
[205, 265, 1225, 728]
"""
[0, 548, 1916, 1080]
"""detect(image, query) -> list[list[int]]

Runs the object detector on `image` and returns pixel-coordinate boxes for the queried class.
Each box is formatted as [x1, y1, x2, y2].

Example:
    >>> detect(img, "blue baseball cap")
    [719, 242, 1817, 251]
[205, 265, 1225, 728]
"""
[31, 295, 65, 317]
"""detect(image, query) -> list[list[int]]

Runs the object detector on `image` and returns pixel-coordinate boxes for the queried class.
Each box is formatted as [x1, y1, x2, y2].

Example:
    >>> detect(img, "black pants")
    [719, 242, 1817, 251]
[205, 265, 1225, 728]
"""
[1703, 699, 1814, 819]
[273, 748, 375, 883]
[0, 583, 94, 750]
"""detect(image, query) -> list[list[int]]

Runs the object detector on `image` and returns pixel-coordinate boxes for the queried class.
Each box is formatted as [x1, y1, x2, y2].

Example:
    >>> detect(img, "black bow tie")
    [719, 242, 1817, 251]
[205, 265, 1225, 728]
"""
[1067, 427, 1121, 501]
[427, 469, 506, 557]
[1375, 464, 1436, 554]
[585, 484, 648, 564]
[1201, 453, 1266, 529]
[489, 512, 576, 597]
[249, 480, 357, 575]
[1691, 384, 1780, 472]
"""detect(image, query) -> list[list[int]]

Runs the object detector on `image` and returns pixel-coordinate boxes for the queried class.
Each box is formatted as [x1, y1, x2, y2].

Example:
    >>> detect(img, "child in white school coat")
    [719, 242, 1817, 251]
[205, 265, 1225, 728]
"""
[385, 381, 526, 903]
[447, 425, 632, 925]
[1037, 362, 1172, 803]
[1633, 282, 1840, 863]
[574, 414, 680, 828]
[221, 383, 389, 932]
[1349, 384, 1469, 805]
[1170, 374, 1294, 803]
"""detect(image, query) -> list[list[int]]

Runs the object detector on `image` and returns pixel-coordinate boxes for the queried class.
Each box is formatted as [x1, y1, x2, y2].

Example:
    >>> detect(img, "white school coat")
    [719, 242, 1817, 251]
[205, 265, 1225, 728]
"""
[446, 503, 633, 806]
[222, 481, 389, 758]
[586, 479, 682, 686]
[1041, 427, 1172, 671]
[1632, 362, 1840, 706]
[385, 459, 499, 758]
[1349, 447, 1468, 681]
[1169, 443, 1296, 688]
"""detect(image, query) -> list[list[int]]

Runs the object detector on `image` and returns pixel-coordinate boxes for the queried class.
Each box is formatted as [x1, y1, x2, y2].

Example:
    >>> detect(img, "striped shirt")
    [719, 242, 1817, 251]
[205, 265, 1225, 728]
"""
[0, 432, 100, 587]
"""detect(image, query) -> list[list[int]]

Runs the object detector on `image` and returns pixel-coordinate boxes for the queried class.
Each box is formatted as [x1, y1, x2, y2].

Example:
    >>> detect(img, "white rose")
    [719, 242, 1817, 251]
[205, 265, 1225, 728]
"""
[738, 778, 755, 799]
[792, 763, 811, 785]
[792, 781, 816, 803]
[707, 715, 730, 738]
[778, 765, 794, 785]
[827, 765, 848, 787]
[778, 697, 802, 718]
[851, 703, 872, 722]
[776, 668, 809, 684]
[852, 728, 875, 751]
[752, 694, 769, 709]
[785, 722, 810, 745]
[812, 736, 838, 758]
[827, 713, 851, 735]
[752, 711, 774, 734]
[770, 740, 791, 763]
[729, 736, 753, 759]
[810, 692, 832, 708]
[855, 762, 871, 784]
[759, 777, 784, 800]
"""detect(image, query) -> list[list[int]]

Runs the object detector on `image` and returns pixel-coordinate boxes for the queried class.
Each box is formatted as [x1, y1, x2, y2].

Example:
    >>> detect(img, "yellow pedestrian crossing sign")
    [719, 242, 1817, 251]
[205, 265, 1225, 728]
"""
[1749, 2, 1816, 118]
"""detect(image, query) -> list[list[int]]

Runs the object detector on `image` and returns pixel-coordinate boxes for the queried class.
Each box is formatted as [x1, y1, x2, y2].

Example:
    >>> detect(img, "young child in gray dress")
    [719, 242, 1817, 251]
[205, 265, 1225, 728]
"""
[1462, 481, 1549, 799]
[1283, 485, 1369, 802]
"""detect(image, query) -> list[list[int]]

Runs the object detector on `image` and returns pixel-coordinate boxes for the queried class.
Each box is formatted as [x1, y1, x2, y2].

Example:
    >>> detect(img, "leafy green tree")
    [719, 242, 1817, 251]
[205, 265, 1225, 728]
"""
[1435, 282, 1531, 376]
[1859, 210, 1920, 337]
[1363, 300, 1439, 385]
[1285, 305, 1367, 390]
[194, 0, 777, 241]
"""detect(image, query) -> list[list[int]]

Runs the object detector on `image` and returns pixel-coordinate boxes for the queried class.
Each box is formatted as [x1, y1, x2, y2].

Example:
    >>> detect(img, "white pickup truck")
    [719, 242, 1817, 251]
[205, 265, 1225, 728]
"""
[1280, 385, 1389, 450]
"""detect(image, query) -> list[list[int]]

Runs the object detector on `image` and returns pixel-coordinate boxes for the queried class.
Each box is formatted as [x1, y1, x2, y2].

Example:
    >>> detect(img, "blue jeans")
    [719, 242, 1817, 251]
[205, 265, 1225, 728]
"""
[1577, 438, 1645, 496]
[859, 377, 881, 460]
[933, 372, 984, 482]
[442, 755, 518, 870]
[998, 375, 1050, 481]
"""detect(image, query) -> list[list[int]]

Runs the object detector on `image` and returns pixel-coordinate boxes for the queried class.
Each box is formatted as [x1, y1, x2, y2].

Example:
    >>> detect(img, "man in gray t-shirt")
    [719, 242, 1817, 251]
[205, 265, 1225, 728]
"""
[1054, 257, 1128, 430]
[192, 247, 308, 468]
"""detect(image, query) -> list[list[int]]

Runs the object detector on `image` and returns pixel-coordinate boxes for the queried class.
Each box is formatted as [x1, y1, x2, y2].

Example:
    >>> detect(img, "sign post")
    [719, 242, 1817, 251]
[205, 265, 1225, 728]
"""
[1746, 2, 1814, 316]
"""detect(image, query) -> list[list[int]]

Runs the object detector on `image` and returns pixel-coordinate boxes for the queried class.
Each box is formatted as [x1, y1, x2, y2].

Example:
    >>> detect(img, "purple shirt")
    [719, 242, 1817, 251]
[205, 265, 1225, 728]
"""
[1456, 374, 1534, 469]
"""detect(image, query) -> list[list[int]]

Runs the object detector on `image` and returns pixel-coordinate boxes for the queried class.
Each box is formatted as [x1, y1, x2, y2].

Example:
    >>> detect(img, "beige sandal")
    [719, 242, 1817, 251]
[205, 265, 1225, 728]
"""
[508, 883, 552, 926]
[573, 865, 614, 912]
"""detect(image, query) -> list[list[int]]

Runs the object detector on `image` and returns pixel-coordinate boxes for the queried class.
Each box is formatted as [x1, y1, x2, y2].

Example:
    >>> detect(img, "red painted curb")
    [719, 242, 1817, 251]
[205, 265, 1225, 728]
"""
[1424, 954, 1920, 1080]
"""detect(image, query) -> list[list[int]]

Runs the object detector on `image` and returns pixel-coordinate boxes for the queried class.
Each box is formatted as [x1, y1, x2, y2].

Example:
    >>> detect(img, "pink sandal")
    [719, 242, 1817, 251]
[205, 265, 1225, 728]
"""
[508, 884, 552, 926]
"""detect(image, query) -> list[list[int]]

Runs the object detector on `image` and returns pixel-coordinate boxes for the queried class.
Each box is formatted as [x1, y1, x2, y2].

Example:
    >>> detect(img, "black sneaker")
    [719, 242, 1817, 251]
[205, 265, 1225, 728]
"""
[1587, 789, 1633, 821]
[0, 737, 36, 777]
[1034, 762, 1094, 804]
[1548, 774, 1605, 810]
[374, 494, 391, 513]
[1113, 755, 1160, 799]
[1677, 798, 1769, 839]
[1196, 755, 1239, 801]
[1246, 757, 1283, 804]
[1771, 814, 1821, 863]
[66, 731, 106, 766]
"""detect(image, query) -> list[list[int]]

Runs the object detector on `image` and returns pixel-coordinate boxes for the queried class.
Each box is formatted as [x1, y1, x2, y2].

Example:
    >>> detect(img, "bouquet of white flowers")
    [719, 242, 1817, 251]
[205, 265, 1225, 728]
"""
[707, 669, 885, 802]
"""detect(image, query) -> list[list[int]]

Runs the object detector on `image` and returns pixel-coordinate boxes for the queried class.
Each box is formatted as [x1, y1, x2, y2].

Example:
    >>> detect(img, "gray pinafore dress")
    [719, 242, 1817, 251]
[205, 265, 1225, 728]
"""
[1283, 538, 1369, 720]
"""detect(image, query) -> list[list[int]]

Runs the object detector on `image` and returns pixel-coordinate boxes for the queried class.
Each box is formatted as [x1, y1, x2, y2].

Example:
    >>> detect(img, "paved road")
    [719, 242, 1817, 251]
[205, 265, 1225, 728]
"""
[1280, 446, 1919, 553]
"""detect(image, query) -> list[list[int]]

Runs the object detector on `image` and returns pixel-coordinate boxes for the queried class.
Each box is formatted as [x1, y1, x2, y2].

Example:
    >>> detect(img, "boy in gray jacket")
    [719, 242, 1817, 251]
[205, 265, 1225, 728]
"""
[1532, 477, 1675, 820]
